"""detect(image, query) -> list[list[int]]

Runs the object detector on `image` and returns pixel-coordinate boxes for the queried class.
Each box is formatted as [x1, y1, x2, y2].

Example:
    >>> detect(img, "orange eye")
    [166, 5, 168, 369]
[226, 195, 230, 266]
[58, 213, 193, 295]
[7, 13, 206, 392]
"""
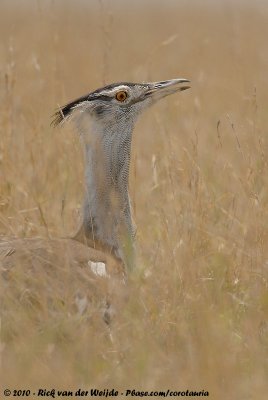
[115, 91, 128, 102]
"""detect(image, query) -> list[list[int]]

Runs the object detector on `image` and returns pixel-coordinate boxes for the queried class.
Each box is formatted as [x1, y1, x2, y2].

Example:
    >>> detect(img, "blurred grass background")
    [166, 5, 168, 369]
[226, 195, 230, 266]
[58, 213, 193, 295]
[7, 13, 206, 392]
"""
[1, 0, 268, 398]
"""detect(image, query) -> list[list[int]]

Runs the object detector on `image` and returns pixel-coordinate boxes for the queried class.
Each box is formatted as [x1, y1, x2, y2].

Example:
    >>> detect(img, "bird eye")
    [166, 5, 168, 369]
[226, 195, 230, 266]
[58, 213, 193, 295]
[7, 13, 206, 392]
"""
[115, 91, 128, 102]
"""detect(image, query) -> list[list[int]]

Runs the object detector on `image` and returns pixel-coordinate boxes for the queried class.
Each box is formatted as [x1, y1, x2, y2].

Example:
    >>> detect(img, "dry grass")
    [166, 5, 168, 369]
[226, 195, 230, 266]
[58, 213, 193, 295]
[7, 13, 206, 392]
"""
[1, 0, 268, 398]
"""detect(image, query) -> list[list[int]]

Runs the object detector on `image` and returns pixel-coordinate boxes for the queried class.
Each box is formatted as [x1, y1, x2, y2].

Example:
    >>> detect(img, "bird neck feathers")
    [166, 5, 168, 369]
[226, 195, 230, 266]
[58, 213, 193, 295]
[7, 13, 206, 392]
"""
[78, 122, 135, 270]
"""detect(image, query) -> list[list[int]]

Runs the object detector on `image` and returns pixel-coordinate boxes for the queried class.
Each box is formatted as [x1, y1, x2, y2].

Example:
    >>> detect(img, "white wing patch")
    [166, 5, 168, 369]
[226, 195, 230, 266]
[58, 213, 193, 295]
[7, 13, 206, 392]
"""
[89, 261, 108, 277]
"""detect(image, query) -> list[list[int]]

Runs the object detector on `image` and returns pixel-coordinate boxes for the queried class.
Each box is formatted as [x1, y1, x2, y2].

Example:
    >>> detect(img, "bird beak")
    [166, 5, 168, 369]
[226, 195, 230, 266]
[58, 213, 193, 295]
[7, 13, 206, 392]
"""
[145, 78, 190, 101]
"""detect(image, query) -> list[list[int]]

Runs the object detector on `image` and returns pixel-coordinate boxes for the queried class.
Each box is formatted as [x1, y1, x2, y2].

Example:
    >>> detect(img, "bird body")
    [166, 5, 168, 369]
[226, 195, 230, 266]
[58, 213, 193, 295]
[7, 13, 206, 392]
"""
[0, 236, 125, 325]
[1, 78, 190, 276]
[0, 237, 122, 276]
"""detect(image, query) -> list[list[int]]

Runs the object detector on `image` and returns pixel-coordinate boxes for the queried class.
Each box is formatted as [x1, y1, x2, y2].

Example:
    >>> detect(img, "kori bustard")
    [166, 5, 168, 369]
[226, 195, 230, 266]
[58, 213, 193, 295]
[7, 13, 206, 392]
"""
[0, 79, 190, 276]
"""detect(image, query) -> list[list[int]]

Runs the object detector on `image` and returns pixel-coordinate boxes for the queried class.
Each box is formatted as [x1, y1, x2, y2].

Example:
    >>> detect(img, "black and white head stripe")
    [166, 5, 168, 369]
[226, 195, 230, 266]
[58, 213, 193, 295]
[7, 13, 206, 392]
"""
[52, 93, 91, 126]
[52, 82, 137, 126]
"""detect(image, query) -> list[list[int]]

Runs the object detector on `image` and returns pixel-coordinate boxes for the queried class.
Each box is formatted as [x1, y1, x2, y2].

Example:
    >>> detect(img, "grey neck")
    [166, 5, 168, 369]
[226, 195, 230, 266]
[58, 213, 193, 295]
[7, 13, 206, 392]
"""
[80, 119, 135, 269]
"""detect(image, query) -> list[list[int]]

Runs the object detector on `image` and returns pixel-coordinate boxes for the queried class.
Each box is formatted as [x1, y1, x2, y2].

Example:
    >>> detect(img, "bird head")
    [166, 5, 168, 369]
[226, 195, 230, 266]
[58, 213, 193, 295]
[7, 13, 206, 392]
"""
[52, 79, 190, 128]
